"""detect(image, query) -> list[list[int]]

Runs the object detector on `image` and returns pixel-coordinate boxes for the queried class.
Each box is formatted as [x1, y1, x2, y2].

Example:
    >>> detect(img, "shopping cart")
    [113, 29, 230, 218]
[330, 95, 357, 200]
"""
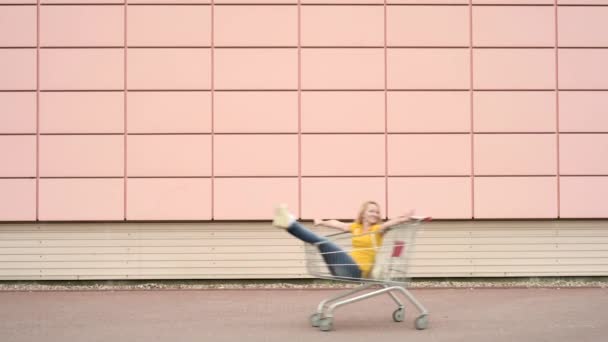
[305, 217, 431, 332]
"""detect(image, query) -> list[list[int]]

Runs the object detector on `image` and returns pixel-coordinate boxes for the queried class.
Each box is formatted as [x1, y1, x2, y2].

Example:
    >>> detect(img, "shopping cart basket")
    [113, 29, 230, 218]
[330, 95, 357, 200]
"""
[305, 217, 430, 332]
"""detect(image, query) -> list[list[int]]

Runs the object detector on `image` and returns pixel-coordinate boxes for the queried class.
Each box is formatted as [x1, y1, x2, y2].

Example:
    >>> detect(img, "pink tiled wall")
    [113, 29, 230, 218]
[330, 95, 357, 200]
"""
[1, 1, 607, 221]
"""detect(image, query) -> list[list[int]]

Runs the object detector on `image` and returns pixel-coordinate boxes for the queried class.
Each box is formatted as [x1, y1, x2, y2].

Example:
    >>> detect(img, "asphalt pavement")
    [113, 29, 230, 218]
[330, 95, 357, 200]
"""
[1, 287, 607, 342]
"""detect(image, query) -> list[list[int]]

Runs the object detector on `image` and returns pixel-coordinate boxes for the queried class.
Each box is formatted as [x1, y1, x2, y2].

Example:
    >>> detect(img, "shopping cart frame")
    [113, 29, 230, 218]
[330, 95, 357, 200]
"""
[304, 218, 430, 332]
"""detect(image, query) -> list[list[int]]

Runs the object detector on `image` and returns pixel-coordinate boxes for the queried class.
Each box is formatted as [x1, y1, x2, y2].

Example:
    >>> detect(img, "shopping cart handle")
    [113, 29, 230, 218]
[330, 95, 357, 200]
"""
[410, 215, 432, 222]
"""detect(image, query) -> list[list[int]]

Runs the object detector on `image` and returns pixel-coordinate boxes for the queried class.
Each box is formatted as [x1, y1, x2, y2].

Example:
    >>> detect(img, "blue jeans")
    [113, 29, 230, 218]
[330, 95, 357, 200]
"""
[287, 221, 362, 279]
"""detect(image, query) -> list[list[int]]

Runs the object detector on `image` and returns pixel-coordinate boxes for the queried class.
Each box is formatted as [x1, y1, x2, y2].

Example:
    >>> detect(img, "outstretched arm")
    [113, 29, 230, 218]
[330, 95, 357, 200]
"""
[379, 210, 415, 232]
[313, 219, 350, 232]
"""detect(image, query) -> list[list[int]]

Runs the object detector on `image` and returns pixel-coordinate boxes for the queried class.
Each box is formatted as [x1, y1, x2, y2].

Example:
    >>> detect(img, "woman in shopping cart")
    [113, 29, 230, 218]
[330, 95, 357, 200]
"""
[272, 201, 414, 280]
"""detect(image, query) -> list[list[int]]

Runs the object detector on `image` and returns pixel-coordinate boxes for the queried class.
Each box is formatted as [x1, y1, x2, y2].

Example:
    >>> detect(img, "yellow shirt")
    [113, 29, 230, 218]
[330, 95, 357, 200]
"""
[349, 223, 384, 277]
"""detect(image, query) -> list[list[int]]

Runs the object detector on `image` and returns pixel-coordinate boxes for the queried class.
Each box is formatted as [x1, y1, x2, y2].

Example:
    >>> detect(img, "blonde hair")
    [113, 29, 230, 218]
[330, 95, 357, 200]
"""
[355, 201, 381, 224]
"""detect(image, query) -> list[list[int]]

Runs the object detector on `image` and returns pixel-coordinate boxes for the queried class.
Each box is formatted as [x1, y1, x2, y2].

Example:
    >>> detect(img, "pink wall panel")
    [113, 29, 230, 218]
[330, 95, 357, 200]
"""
[214, 49, 297, 90]
[214, 135, 298, 176]
[387, 5, 469, 46]
[216, 0, 291, 3]
[301, 177, 385, 219]
[42, 0, 123, 3]
[559, 50, 608, 89]
[558, 0, 608, 3]
[474, 134, 557, 175]
[127, 49, 210, 90]
[215, 5, 296, 46]
[559, 7, 608, 47]
[474, 92, 556, 132]
[127, 6, 210, 47]
[473, 6, 554, 47]
[40, 92, 124, 133]
[0, 0, 36, 3]
[301, 135, 385, 176]
[127, 178, 211, 220]
[391, 0, 467, 3]
[301, 49, 384, 89]
[474, 177, 557, 218]
[388, 49, 470, 89]
[560, 177, 608, 218]
[388, 177, 472, 219]
[560, 134, 608, 175]
[0, 6, 36, 46]
[39, 135, 123, 177]
[0, 92, 36, 133]
[474, 1, 553, 3]
[38, 178, 124, 221]
[559, 92, 608, 132]
[0, 136, 36, 177]
[0, 49, 36, 90]
[214, 92, 297, 133]
[40, 49, 123, 90]
[301, 92, 384, 133]
[0, 179, 36, 221]
[127, 135, 211, 177]
[474, 49, 555, 89]
[301, 5, 383, 46]
[388, 91, 470, 132]
[127, 92, 211, 133]
[303, 0, 382, 3]
[130, 0, 210, 3]
[40, 6, 123, 47]
[214, 178, 298, 220]
[388, 134, 471, 175]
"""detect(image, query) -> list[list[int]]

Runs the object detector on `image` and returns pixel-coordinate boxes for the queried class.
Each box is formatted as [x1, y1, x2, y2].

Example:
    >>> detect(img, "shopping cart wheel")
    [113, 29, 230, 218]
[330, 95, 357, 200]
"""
[414, 314, 429, 330]
[310, 313, 322, 327]
[392, 308, 405, 322]
[319, 317, 334, 332]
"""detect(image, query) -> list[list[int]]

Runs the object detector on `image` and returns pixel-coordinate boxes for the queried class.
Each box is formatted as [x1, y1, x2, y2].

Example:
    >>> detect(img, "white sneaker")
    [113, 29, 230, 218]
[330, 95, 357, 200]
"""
[272, 204, 293, 228]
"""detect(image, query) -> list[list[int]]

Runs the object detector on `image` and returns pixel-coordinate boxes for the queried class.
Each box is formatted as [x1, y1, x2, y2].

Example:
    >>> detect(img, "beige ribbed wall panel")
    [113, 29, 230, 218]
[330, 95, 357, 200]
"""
[1, 221, 607, 280]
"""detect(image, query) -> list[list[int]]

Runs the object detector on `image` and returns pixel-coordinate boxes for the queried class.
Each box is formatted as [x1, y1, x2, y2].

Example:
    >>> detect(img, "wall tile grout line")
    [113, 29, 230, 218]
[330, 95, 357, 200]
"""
[13, 175, 601, 180]
[36, 0, 40, 221]
[20, 88, 606, 92]
[384, 0, 388, 219]
[21, 131, 603, 136]
[22, 45, 608, 49]
[555, 0, 561, 219]
[211, 0, 215, 221]
[469, 0, 474, 220]
[6, 2, 608, 6]
[297, 0, 302, 219]
[123, 0, 128, 221]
